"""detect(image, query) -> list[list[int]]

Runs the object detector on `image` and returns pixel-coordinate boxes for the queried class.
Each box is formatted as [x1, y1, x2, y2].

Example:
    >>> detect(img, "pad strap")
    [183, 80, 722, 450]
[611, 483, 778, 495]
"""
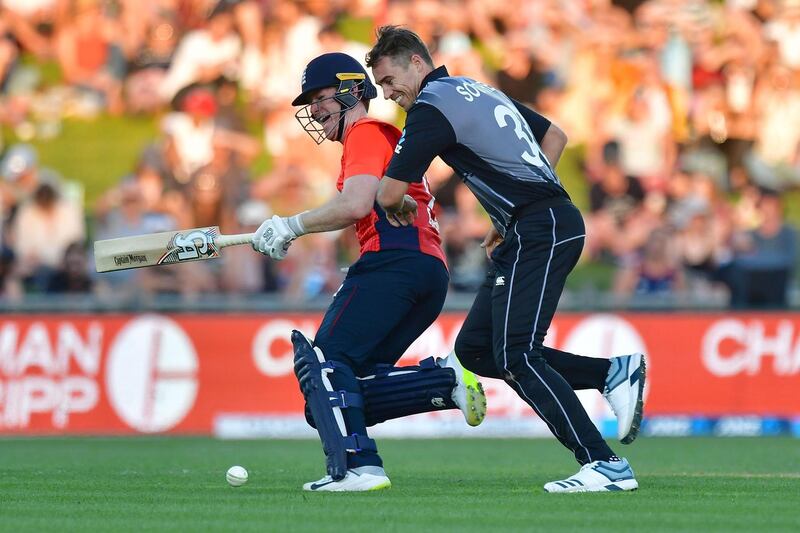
[328, 390, 364, 409]
[343, 434, 378, 453]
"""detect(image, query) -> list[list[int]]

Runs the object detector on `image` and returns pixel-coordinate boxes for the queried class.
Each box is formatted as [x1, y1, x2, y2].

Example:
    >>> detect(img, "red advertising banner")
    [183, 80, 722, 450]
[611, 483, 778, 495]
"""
[0, 312, 798, 435]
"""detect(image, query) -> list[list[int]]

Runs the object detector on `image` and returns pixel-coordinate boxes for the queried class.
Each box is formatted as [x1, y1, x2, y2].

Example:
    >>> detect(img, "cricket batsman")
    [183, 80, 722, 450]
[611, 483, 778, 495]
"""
[250, 53, 486, 491]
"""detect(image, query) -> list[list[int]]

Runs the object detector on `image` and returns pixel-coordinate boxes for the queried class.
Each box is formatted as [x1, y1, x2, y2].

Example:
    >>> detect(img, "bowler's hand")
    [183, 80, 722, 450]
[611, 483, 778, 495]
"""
[384, 194, 418, 227]
[480, 227, 502, 259]
[252, 215, 298, 260]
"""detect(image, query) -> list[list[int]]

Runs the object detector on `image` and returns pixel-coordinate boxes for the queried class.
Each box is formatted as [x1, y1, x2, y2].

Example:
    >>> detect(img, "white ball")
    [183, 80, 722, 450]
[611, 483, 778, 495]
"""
[226, 465, 248, 487]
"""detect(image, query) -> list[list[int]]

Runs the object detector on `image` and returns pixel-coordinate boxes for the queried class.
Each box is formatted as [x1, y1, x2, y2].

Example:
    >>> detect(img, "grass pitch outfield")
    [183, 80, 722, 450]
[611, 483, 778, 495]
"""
[1, 438, 798, 532]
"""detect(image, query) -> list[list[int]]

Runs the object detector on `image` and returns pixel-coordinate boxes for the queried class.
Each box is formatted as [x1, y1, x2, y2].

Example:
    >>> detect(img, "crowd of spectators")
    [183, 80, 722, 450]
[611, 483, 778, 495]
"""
[0, 0, 797, 307]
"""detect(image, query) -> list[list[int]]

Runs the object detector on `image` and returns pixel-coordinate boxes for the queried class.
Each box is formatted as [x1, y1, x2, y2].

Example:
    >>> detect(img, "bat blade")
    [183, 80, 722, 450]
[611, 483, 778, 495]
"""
[94, 226, 222, 272]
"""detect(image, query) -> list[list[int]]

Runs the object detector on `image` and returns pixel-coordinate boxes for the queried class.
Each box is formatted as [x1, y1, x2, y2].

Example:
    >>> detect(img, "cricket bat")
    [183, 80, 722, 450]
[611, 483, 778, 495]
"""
[94, 226, 254, 273]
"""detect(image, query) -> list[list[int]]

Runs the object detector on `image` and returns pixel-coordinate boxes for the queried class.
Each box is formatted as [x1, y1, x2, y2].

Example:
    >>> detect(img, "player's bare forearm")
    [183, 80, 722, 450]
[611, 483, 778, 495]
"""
[299, 199, 364, 233]
[300, 174, 379, 233]
[377, 176, 416, 227]
[540, 123, 568, 168]
[377, 176, 410, 212]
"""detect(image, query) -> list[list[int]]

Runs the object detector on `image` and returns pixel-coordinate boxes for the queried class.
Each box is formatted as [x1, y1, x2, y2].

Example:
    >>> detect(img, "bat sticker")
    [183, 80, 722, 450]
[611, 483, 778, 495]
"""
[158, 228, 220, 265]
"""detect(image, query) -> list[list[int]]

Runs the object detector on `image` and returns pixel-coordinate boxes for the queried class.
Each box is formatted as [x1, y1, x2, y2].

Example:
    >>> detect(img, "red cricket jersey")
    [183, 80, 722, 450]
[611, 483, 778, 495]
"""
[337, 117, 446, 266]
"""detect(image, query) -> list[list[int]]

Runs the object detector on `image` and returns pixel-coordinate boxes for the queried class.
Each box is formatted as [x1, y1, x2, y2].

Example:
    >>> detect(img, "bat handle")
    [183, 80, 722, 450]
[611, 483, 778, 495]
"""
[215, 233, 255, 248]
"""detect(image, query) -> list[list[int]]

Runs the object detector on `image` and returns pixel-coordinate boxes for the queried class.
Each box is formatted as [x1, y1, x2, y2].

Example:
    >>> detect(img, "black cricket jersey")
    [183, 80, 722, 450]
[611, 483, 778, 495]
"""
[386, 66, 570, 237]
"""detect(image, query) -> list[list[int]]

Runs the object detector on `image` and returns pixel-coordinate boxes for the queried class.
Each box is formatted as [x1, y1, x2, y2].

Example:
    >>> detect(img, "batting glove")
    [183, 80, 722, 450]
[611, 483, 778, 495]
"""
[252, 214, 306, 260]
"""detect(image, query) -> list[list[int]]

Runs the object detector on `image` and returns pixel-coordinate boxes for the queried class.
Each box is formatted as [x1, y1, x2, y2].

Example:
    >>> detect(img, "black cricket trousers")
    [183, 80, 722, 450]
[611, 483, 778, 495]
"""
[458, 200, 615, 465]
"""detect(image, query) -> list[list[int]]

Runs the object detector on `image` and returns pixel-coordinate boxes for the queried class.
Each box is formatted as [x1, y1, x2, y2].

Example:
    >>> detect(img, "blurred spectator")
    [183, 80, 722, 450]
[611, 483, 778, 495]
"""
[10, 179, 85, 292]
[162, 88, 218, 181]
[55, 0, 126, 114]
[186, 142, 249, 229]
[95, 174, 178, 241]
[1, 0, 63, 59]
[763, 0, 800, 69]
[162, 86, 259, 184]
[159, 2, 241, 103]
[0, 245, 18, 298]
[124, 7, 179, 113]
[614, 227, 686, 296]
[0, 143, 64, 226]
[672, 170, 735, 293]
[0, 16, 20, 91]
[46, 240, 93, 293]
[606, 84, 676, 192]
[230, 0, 264, 96]
[746, 63, 800, 189]
[94, 155, 189, 228]
[724, 188, 797, 307]
[443, 183, 492, 291]
[219, 199, 278, 293]
[674, 206, 718, 284]
[585, 141, 645, 259]
[496, 31, 546, 106]
[279, 233, 342, 302]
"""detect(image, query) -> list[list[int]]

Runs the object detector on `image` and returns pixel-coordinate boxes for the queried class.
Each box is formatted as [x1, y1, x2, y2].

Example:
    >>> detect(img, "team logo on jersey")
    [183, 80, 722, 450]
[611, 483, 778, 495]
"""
[495, 276, 505, 286]
[395, 130, 406, 154]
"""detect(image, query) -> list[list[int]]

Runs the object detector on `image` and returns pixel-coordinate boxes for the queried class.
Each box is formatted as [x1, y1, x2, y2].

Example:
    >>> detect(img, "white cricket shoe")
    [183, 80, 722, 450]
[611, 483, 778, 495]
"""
[603, 353, 646, 444]
[302, 466, 391, 492]
[544, 458, 638, 493]
[440, 352, 487, 426]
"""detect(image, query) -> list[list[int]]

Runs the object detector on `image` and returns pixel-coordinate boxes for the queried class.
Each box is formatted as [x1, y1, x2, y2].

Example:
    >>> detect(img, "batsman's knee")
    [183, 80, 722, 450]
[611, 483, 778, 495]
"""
[304, 356, 458, 429]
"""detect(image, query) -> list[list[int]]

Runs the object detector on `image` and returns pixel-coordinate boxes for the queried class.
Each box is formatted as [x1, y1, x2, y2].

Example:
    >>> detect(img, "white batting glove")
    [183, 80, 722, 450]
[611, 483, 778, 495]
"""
[251, 214, 305, 261]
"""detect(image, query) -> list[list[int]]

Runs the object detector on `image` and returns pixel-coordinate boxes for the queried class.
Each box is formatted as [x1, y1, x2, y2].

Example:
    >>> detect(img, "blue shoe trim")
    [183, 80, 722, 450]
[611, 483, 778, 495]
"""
[593, 460, 634, 480]
[605, 357, 628, 392]
[605, 483, 623, 491]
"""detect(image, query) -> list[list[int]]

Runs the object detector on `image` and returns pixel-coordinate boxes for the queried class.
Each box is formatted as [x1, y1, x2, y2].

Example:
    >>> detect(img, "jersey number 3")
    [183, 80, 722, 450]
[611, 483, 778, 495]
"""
[493, 104, 548, 168]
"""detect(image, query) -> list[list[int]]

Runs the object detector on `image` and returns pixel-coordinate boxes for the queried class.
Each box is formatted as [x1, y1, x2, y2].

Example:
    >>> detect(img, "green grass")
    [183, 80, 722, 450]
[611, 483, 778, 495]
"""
[0, 438, 798, 532]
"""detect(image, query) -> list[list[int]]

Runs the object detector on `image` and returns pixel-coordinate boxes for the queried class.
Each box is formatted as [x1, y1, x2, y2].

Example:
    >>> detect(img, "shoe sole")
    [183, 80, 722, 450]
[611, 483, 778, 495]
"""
[462, 373, 487, 427]
[366, 480, 391, 491]
[544, 478, 639, 493]
[621, 354, 646, 445]
[303, 479, 392, 492]
[448, 355, 488, 427]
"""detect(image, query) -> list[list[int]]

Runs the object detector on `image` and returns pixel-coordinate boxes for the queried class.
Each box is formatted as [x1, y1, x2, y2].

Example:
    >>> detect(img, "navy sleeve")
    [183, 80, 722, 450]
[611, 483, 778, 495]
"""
[510, 98, 552, 145]
[385, 103, 456, 183]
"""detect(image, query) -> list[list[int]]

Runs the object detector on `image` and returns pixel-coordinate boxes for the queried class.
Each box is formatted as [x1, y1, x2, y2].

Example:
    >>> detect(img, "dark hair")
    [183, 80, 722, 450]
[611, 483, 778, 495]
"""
[208, 0, 235, 19]
[602, 140, 620, 165]
[34, 182, 58, 206]
[365, 25, 434, 68]
[757, 186, 781, 199]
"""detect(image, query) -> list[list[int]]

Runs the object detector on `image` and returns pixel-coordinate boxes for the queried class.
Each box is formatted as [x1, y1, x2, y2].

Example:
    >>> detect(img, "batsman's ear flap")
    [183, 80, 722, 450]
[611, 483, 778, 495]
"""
[334, 78, 362, 109]
[336, 72, 377, 100]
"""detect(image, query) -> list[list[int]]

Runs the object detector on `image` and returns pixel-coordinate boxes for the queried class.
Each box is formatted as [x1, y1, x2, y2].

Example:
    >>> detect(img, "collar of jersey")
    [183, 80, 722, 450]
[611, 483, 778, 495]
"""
[419, 65, 450, 93]
[341, 116, 392, 145]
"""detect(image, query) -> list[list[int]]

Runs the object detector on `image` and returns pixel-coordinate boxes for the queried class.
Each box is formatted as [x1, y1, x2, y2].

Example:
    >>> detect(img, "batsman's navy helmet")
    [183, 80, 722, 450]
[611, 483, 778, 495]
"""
[291, 52, 378, 107]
